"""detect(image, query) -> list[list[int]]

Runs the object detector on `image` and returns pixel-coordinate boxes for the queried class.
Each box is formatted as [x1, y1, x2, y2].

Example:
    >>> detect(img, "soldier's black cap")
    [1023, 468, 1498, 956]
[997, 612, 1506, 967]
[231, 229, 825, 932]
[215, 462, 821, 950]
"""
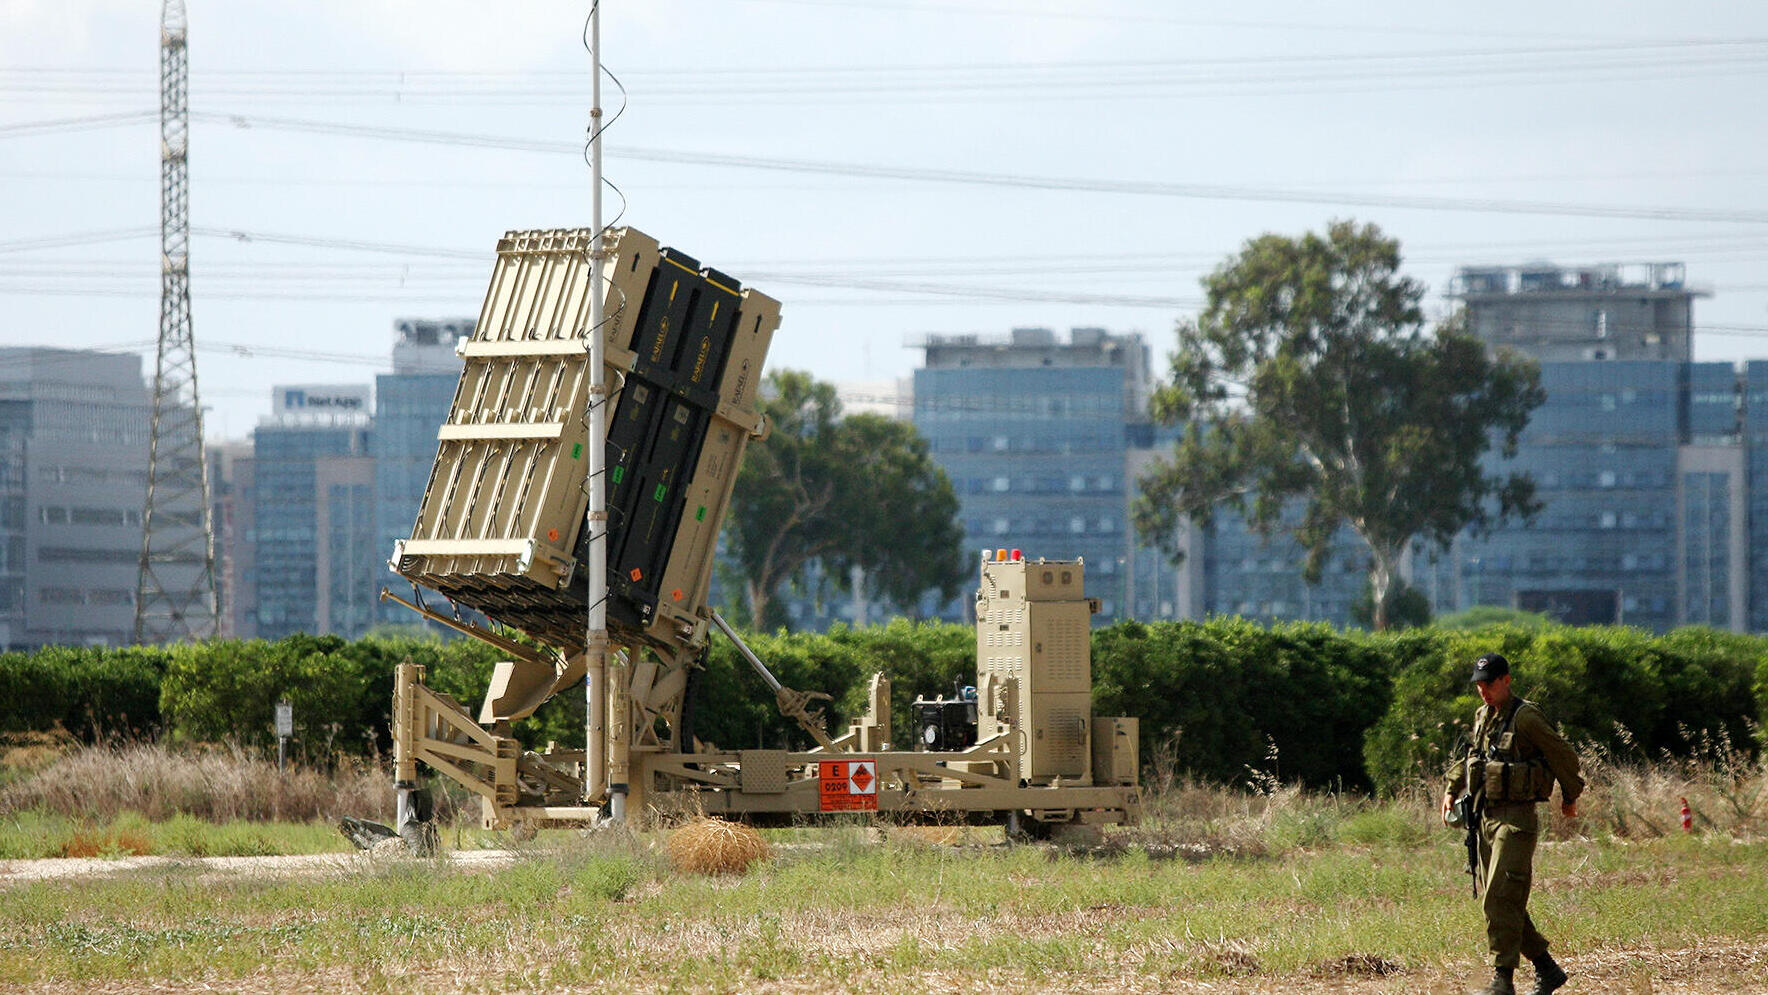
[1470, 652, 1510, 683]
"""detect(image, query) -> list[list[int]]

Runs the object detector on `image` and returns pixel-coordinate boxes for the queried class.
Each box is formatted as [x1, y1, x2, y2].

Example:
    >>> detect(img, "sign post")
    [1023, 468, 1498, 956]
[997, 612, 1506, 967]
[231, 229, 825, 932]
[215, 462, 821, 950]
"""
[274, 699, 293, 771]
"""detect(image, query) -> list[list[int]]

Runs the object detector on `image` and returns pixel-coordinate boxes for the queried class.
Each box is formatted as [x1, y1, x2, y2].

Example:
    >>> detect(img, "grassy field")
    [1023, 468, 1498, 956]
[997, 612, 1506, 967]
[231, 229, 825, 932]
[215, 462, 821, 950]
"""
[2, 828, 1765, 993]
[2, 739, 1766, 993]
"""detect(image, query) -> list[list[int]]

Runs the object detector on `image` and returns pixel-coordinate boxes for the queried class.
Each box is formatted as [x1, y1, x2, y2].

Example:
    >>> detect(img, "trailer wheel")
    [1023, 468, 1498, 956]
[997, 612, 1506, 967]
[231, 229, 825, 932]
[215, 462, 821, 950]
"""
[1007, 813, 1056, 842]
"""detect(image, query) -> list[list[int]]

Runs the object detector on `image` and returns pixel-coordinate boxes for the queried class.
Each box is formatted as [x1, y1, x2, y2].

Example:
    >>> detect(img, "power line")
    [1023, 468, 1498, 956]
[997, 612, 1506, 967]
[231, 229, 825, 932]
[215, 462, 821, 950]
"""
[8, 226, 1768, 292]
[0, 109, 156, 135]
[9, 39, 1768, 106]
[8, 110, 1767, 227]
[194, 227, 485, 260]
[14, 37, 1768, 82]
[0, 227, 159, 254]
[686, 1, 1725, 44]
[155, 112, 1768, 226]
[8, 163, 1768, 191]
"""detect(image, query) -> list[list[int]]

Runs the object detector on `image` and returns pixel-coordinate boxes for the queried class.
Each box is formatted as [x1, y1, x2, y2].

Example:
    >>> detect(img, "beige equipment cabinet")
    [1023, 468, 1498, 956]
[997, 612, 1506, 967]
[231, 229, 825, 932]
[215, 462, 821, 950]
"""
[384, 227, 1140, 835]
[976, 558, 1096, 784]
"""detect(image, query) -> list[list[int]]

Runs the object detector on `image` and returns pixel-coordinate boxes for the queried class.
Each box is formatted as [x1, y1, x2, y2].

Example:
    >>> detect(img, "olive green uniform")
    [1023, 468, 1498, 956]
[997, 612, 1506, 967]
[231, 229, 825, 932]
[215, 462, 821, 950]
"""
[1444, 696, 1584, 970]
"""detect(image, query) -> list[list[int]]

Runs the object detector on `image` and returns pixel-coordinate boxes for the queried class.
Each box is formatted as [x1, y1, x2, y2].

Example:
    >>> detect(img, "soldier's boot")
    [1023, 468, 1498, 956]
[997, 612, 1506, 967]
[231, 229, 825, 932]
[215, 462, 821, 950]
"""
[1527, 953, 1568, 995]
[1477, 967, 1517, 995]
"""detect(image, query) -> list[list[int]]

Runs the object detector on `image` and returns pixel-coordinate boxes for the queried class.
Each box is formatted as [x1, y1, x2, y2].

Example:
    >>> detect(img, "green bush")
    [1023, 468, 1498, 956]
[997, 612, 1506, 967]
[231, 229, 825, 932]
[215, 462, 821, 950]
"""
[1756, 656, 1768, 742]
[0, 645, 168, 740]
[676, 619, 973, 751]
[1361, 624, 1763, 795]
[160, 637, 368, 752]
[1093, 619, 1390, 789]
[4, 615, 1764, 788]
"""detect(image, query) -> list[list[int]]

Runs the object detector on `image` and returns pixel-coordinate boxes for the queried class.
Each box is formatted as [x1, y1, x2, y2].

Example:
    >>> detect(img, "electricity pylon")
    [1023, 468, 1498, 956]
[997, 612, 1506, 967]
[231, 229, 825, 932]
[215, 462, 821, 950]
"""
[135, 0, 219, 643]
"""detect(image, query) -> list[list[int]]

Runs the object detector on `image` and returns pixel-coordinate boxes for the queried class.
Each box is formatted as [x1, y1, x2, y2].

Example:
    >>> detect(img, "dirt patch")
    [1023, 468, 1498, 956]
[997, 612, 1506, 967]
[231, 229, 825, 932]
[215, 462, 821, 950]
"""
[0, 848, 519, 887]
[1315, 953, 1405, 977]
[5, 941, 1767, 994]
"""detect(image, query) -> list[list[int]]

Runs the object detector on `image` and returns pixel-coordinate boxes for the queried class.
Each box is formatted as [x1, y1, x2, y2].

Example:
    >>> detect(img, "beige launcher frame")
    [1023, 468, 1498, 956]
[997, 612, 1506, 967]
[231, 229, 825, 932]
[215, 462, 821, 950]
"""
[390, 556, 1141, 833]
[385, 226, 1139, 833]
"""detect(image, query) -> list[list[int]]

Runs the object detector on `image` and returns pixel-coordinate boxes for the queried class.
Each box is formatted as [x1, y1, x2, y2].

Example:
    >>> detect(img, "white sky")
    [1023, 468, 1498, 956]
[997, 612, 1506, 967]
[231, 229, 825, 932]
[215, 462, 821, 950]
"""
[4, 0, 1767, 439]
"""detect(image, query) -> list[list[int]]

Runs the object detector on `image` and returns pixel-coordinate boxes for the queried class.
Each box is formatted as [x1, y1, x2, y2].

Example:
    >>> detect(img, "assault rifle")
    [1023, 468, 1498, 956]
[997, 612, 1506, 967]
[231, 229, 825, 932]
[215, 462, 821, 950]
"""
[1447, 737, 1484, 896]
[1454, 788, 1481, 896]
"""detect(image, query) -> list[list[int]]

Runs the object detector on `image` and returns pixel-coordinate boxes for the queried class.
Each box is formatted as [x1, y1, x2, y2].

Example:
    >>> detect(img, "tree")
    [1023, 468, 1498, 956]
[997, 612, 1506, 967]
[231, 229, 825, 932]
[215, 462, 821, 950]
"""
[1349, 580, 1431, 631]
[725, 370, 967, 630]
[1133, 220, 1544, 630]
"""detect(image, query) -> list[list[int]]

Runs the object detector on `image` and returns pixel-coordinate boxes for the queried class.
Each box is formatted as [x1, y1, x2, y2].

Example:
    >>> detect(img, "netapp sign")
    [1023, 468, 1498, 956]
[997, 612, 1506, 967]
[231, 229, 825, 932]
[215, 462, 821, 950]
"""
[276, 385, 370, 417]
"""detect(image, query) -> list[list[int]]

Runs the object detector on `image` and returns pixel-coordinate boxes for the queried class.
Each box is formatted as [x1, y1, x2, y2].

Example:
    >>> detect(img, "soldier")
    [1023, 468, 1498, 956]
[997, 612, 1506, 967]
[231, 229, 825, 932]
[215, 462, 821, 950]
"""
[1441, 652, 1585, 995]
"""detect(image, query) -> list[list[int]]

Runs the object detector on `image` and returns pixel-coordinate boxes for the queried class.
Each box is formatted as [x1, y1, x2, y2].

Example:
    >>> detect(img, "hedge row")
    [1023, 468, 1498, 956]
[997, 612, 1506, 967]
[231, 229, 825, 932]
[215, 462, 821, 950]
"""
[2, 620, 1763, 793]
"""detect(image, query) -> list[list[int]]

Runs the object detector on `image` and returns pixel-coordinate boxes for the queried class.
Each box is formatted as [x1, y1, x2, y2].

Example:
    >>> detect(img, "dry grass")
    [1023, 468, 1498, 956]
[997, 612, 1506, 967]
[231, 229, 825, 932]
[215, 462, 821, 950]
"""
[54, 828, 152, 858]
[1570, 725, 1768, 841]
[2, 729, 1762, 853]
[0, 740, 404, 824]
[0, 729, 78, 780]
[665, 817, 770, 875]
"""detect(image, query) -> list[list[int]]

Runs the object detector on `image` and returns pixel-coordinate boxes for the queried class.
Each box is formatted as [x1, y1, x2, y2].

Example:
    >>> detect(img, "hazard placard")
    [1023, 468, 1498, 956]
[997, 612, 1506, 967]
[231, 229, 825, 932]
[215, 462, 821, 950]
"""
[818, 758, 878, 812]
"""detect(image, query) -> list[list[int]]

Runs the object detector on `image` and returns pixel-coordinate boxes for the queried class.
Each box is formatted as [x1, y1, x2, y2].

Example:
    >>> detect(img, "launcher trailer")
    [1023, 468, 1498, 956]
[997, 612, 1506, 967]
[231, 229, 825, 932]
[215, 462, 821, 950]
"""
[384, 226, 1141, 837]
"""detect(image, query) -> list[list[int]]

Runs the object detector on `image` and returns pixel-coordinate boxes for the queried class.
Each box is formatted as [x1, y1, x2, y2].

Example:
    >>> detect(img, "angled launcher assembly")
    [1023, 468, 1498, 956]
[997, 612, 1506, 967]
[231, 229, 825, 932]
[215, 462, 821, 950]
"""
[386, 226, 1140, 834]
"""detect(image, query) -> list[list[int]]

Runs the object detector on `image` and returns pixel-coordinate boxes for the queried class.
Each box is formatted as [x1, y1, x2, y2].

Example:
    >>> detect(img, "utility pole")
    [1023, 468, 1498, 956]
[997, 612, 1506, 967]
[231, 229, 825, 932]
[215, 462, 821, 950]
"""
[135, 0, 220, 644]
[585, 1, 618, 820]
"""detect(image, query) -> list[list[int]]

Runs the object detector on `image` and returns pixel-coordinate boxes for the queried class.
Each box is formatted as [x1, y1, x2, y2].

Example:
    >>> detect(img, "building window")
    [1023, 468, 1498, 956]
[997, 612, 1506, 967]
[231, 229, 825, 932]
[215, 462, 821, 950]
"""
[1069, 516, 1085, 534]
[1599, 511, 1617, 529]
[1598, 471, 1616, 488]
[991, 518, 1010, 535]
[992, 476, 1009, 492]
[71, 507, 126, 526]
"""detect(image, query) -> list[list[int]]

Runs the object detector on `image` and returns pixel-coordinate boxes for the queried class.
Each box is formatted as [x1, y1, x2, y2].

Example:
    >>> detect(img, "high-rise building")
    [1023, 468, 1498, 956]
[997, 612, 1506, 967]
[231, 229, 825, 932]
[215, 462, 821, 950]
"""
[1746, 362, 1768, 632]
[1195, 262, 1766, 633]
[1428, 361, 1689, 629]
[913, 327, 1167, 621]
[207, 440, 249, 638]
[1414, 359, 1756, 632]
[242, 385, 376, 640]
[1200, 512, 1368, 625]
[1452, 262, 1705, 363]
[1201, 356, 1755, 633]
[0, 348, 151, 648]
[372, 319, 468, 628]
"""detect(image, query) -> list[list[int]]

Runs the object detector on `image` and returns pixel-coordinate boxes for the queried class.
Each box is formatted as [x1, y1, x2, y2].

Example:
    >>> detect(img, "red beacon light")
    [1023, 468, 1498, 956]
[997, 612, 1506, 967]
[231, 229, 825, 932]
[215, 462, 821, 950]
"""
[1010, 549, 1022, 561]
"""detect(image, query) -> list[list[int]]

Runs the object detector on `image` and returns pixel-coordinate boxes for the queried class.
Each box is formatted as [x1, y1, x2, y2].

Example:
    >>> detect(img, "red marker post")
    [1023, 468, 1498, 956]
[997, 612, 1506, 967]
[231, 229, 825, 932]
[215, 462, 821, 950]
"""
[1680, 797, 1692, 833]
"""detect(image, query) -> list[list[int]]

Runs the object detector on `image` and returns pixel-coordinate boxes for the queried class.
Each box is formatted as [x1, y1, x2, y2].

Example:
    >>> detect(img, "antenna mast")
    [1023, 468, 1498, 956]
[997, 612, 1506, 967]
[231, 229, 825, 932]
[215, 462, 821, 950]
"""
[585, 1, 616, 818]
[135, 0, 219, 643]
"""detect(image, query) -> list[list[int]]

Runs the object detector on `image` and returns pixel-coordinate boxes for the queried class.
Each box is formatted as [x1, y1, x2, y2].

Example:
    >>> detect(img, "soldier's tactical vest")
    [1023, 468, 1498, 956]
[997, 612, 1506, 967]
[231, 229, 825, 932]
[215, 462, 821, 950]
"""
[1474, 697, 1555, 804]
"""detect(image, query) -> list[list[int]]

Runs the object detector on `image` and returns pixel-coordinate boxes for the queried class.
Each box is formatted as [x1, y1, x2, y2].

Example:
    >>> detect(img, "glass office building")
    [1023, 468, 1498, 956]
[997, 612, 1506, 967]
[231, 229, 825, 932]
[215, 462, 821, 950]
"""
[1447, 361, 1685, 630]
[1201, 512, 1369, 625]
[1180, 358, 1757, 633]
[1452, 262, 1701, 363]
[371, 319, 467, 628]
[1747, 362, 1768, 632]
[0, 348, 150, 648]
[913, 327, 1156, 621]
[246, 387, 376, 640]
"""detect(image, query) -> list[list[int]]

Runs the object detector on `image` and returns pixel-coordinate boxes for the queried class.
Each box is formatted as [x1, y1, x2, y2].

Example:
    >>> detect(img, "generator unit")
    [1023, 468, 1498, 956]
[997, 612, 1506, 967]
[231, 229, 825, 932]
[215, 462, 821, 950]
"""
[912, 687, 978, 752]
[382, 227, 1140, 836]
